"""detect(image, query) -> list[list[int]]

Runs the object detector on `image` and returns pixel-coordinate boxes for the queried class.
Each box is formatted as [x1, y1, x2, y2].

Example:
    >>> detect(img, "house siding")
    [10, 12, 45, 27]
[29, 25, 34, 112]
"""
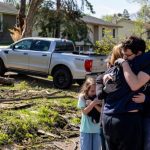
[99, 26, 118, 41]
[87, 24, 94, 43]
[0, 14, 16, 44]
[117, 20, 149, 40]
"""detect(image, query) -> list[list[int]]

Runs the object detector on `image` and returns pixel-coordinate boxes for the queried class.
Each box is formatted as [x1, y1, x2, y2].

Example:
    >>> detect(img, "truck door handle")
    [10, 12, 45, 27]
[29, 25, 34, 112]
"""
[42, 54, 47, 56]
[23, 53, 28, 55]
[4, 50, 9, 54]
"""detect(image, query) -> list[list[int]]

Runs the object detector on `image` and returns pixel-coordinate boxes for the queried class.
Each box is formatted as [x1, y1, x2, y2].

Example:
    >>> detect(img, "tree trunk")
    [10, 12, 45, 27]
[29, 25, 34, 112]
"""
[55, 0, 61, 38]
[17, 0, 26, 32]
[22, 0, 44, 37]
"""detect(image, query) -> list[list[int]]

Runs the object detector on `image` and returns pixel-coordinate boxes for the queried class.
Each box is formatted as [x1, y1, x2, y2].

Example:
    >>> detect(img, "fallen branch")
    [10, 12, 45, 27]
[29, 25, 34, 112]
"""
[1, 103, 34, 110]
[0, 77, 14, 85]
[37, 129, 61, 139]
[0, 91, 68, 103]
[0, 95, 74, 103]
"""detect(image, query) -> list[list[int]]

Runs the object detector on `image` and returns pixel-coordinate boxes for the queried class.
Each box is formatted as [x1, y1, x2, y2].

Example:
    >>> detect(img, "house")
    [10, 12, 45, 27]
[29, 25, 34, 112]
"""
[112, 18, 150, 40]
[32, 15, 122, 51]
[0, 2, 17, 44]
[75, 15, 122, 51]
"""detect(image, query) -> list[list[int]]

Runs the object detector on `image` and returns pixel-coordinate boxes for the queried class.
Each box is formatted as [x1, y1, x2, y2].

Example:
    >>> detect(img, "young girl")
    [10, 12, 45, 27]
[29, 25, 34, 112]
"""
[78, 77, 101, 150]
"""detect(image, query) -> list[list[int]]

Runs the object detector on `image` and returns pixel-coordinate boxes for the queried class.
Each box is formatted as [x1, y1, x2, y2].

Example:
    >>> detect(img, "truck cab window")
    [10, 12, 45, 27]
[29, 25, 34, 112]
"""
[31, 40, 50, 51]
[55, 41, 74, 52]
[14, 40, 32, 50]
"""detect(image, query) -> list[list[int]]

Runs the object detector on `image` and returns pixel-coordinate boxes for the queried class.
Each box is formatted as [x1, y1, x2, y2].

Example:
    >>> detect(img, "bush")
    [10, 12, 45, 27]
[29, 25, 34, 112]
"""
[94, 29, 116, 55]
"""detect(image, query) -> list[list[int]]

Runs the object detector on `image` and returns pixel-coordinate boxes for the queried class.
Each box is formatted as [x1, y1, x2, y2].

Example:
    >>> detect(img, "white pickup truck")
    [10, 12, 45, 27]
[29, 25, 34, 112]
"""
[0, 37, 107, 89]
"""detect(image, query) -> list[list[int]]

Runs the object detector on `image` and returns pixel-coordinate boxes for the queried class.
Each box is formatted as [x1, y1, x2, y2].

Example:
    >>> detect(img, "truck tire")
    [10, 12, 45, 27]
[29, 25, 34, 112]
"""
[0, 60, 6, 76]
[53, 67, 72, 89]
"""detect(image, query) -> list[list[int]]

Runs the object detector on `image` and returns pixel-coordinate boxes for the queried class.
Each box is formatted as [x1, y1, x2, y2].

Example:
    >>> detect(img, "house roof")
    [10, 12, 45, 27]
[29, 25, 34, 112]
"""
[82, 15, 122, 28]
[0, 2, 18, 15]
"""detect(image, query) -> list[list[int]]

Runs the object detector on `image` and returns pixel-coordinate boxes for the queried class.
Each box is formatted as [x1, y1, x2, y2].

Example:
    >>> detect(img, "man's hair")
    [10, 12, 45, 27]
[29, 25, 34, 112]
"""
[122, 36, 146, 54]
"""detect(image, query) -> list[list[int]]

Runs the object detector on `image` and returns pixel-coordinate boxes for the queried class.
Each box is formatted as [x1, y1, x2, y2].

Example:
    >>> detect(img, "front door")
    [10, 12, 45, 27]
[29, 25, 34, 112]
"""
[6, 39, 33, 71]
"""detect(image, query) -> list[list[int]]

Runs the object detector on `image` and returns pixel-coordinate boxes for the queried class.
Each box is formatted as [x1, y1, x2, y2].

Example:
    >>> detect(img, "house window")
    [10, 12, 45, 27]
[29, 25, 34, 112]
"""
[0, 14, 3, 32]
[147, 30, 150, 39]
[102, 28, 105, 37]
[113, 29, 116, 38]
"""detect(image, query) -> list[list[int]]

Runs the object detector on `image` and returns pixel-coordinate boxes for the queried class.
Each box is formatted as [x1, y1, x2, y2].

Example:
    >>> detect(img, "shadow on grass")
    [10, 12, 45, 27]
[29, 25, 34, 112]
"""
[5, 73, 81, 93]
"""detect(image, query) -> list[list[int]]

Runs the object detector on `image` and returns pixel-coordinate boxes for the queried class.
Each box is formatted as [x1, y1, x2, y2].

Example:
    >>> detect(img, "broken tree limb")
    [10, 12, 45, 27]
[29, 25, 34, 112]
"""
[1, 103, 35, 110]
[0, 77, 14, 85]
[37, 129, 61, 139]
[0, 95, 75, 103]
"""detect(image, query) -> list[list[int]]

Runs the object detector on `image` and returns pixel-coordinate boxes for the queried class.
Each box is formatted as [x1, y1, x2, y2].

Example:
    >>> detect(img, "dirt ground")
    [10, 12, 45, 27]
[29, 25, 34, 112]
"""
[0, 72, 81, 150]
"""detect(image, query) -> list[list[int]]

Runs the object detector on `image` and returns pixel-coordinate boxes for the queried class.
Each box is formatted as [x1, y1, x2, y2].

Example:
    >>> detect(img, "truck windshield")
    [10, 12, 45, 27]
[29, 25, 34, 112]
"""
[55, 41, 75, 52]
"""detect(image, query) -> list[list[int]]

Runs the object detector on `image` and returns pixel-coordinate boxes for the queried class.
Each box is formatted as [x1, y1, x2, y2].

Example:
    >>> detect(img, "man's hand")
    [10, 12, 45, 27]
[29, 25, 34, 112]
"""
[114, 58, 126, 67]
[92, 100, 101, 105]
[132, 93, 145, 103]
[103, 74, 113, 84]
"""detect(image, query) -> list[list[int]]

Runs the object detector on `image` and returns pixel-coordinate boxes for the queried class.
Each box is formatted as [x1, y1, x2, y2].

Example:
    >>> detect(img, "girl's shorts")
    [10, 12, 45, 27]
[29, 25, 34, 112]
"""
[80, 132, 101, 150]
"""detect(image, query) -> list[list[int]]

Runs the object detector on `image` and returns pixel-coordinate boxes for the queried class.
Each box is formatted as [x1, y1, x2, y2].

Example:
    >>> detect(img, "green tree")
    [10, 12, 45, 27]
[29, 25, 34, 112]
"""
[102, 9, 130, 22]
[123, 9, 130, 19]
[133, 19, 145, 37]
[137, 4, 150, 22]
[36, 0, 94, 42]
[102, 15, 114, 22]
[128, 0, 150, 22]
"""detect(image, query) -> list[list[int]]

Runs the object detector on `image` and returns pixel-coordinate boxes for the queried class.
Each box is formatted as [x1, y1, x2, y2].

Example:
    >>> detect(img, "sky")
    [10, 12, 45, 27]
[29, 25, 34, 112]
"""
[84, 0, 141, 18]
[0, 0, 141, 19]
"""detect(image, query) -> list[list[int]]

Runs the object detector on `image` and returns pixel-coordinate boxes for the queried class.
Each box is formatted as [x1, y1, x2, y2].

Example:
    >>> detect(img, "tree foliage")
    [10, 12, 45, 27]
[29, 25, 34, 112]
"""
[94, 29, 116, 55]
[102, 9, 130, 22]
[137, 4, 150, 22]
[35, 0, 94, 42]
[102, 15, 114, 22]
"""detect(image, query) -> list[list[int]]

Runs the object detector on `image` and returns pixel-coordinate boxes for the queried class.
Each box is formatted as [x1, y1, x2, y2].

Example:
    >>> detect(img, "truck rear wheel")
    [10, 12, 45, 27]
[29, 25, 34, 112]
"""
[0, 60, 6, 76]
[53, 67, 72, 89]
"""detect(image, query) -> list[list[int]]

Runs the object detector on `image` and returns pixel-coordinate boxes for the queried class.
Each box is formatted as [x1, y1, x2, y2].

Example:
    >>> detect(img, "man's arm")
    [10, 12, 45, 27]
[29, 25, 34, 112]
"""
[122, 61, 150, 91]
[96, 74, 107, 99]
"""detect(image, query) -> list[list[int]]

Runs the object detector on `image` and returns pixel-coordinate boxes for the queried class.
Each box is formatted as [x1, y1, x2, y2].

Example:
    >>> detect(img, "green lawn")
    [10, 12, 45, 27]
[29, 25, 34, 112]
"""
[0, 77, 81, 149]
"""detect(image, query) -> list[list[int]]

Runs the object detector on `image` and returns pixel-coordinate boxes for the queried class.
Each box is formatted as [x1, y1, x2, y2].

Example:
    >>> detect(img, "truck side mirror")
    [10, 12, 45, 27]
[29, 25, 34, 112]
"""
[11, 45, 15, 50]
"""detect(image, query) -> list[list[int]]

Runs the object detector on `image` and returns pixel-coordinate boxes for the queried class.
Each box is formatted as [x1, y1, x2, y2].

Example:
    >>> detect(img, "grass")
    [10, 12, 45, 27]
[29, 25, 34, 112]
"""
[14, 81, 30, 90]
[0, 74, 81, 148]
[0, 97, 79, 147]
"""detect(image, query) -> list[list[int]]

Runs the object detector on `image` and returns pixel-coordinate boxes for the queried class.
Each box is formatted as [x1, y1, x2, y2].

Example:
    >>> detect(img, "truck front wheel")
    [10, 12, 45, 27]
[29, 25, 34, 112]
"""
[53, 67, 72, 89]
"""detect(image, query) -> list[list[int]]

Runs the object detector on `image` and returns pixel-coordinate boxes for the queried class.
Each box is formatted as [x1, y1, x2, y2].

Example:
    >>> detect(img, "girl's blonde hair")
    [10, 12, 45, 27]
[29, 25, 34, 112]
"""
[79, 77, 96, 99]
[107, 44, 123, 67]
